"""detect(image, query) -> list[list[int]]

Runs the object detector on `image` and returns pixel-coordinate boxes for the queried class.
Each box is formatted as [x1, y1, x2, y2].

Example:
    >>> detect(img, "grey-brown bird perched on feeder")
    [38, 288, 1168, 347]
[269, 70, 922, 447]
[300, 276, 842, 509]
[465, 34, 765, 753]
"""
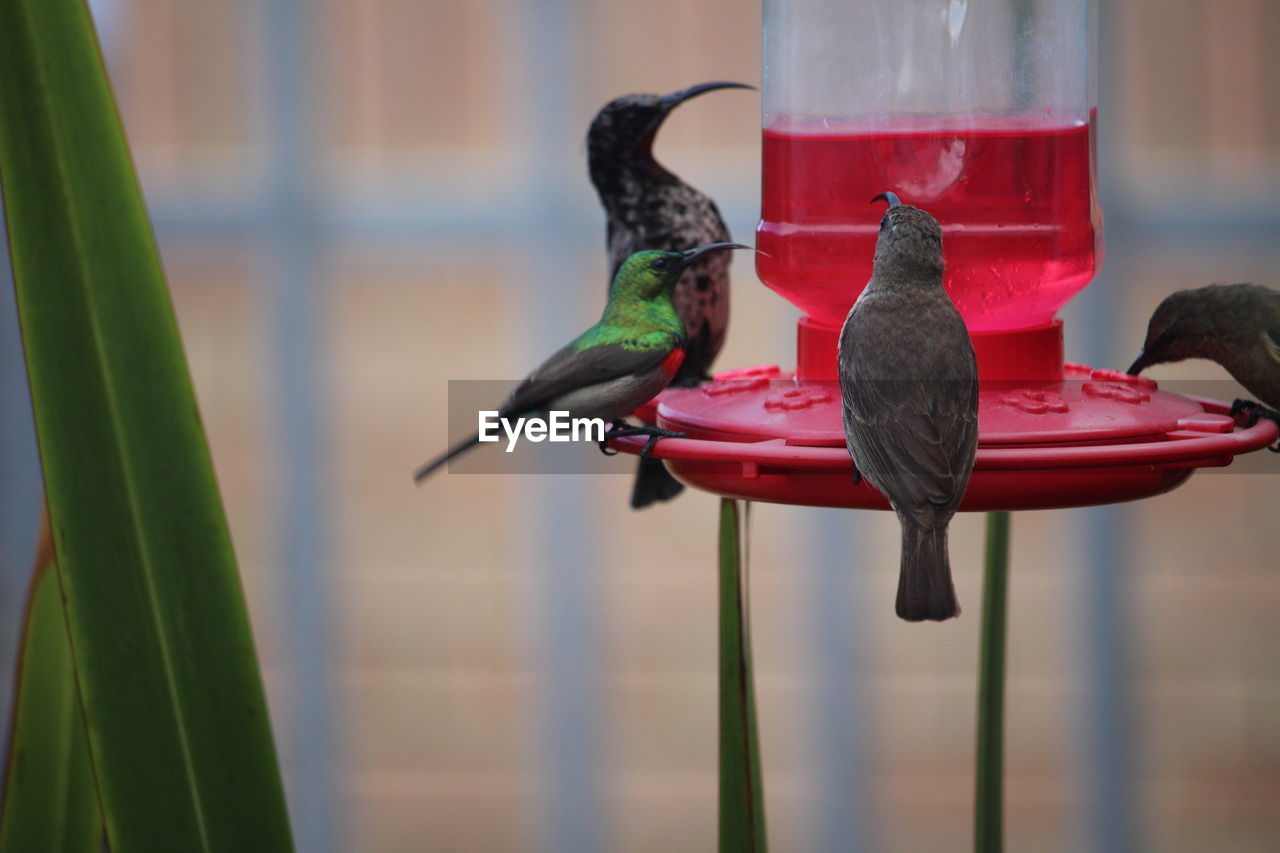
[1127, 283, 1280, 449]
[838, 192, 979, 622]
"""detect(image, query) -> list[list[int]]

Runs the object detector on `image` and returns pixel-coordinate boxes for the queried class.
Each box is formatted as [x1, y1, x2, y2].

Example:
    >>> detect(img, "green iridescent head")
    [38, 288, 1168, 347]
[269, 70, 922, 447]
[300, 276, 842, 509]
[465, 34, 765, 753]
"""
[609, 243, 750, 302]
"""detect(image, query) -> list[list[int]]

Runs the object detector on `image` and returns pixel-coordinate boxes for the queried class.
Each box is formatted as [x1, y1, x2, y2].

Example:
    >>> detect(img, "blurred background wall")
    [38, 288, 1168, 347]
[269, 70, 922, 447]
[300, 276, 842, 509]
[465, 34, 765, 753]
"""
[2, 1, 1279, 851]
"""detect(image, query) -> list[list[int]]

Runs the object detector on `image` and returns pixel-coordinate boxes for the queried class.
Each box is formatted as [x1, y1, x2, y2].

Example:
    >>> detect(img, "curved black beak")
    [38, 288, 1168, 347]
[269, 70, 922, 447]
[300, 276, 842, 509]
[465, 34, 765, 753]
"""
[1125, 352, 1151, 376]
[680, 242, 751, 266]
[660, 81, 756, 111]
[871, 191, 902, 208]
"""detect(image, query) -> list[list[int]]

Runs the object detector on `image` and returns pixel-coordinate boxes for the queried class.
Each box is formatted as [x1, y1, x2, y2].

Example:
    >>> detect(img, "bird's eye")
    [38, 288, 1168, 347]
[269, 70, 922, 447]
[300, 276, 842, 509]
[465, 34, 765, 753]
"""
[651, 257, 668, 271]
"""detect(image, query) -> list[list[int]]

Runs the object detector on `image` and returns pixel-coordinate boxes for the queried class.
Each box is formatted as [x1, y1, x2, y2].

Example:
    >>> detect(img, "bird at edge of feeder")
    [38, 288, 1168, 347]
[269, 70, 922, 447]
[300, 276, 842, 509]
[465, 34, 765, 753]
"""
[1126, 282, 1280, 452]
[412, 244, 749, 484]
[587, 80, 755, 509]
[837, 191, 979, 622]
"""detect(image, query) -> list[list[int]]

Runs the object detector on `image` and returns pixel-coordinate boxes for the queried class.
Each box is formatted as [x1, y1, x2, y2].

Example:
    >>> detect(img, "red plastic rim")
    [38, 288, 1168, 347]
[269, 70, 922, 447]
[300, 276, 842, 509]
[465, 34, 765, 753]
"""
[610, 366, 1278, 511]
[612, 408, 1275, 471]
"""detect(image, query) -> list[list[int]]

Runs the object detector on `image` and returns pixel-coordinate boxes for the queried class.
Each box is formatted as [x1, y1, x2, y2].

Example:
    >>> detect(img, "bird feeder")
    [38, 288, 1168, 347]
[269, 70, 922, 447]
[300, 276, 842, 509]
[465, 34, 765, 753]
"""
[613, 0, 1277, 507]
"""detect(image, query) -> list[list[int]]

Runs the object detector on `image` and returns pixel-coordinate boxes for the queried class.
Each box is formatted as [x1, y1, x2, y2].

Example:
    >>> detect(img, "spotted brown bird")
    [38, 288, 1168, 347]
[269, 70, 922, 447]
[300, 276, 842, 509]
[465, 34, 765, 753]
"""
[587, 80, 753, 508]
[1127, 282, 1280, 445]
[413, 245, 746, 484]
[838, 192, 979, 622]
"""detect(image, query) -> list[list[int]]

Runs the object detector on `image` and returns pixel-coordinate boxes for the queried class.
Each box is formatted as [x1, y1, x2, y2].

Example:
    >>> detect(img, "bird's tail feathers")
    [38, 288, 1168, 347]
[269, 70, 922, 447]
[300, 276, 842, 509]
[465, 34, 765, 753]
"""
[630, 455, 685, 509]
[896, 523, 960, 621]
[413, 433, 482, 485]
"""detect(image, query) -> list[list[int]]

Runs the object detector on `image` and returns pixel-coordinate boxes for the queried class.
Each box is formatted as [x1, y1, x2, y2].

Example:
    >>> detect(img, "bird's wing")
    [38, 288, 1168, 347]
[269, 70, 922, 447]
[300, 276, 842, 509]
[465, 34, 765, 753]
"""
[840, 297, 979, 524]
[500, 337, 680, 418]
[843, 376, 978, 516]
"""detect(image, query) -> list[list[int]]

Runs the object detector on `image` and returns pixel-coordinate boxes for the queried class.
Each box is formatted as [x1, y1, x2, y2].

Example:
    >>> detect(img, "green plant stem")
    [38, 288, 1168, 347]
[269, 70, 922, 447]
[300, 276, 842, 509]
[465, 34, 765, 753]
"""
[975, 511, 1012, 853]
[718, 499, 767, 853]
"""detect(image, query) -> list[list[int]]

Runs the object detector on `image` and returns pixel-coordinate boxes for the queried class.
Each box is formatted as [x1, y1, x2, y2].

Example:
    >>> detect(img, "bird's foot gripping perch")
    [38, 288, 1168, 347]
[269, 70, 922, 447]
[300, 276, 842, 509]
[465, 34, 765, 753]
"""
[1230, 399, 1280, 452]
[598, 419, 687, 459]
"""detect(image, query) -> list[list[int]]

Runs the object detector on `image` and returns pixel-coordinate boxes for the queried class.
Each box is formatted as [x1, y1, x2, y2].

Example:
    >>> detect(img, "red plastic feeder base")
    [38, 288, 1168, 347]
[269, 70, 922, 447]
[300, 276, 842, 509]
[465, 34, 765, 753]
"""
[614, 321, 1278, 511]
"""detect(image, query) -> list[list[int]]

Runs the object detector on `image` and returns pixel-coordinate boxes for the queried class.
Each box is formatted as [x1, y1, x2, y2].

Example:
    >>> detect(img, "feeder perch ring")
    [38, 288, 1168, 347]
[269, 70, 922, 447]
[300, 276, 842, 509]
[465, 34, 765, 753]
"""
[610, 368, 1278, 512]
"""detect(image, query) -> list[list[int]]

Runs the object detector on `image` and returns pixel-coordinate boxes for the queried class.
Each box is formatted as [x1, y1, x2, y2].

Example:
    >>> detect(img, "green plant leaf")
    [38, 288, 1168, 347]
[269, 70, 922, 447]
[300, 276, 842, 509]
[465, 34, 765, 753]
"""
[0, 1, 294, 850]
[719, 499, 767, 853]
[1, 538, 101, 853]
[975, 511, 1011, 853]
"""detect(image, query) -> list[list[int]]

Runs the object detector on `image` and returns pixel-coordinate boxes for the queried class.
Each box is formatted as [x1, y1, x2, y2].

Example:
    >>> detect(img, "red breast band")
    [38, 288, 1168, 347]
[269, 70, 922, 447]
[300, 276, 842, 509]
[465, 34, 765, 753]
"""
[659, 347, 686, 377]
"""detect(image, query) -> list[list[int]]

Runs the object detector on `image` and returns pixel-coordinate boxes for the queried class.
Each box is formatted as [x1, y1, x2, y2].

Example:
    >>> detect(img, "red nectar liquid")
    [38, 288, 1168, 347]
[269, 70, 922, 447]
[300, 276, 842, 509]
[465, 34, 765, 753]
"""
[756, 116, 1102, 332]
